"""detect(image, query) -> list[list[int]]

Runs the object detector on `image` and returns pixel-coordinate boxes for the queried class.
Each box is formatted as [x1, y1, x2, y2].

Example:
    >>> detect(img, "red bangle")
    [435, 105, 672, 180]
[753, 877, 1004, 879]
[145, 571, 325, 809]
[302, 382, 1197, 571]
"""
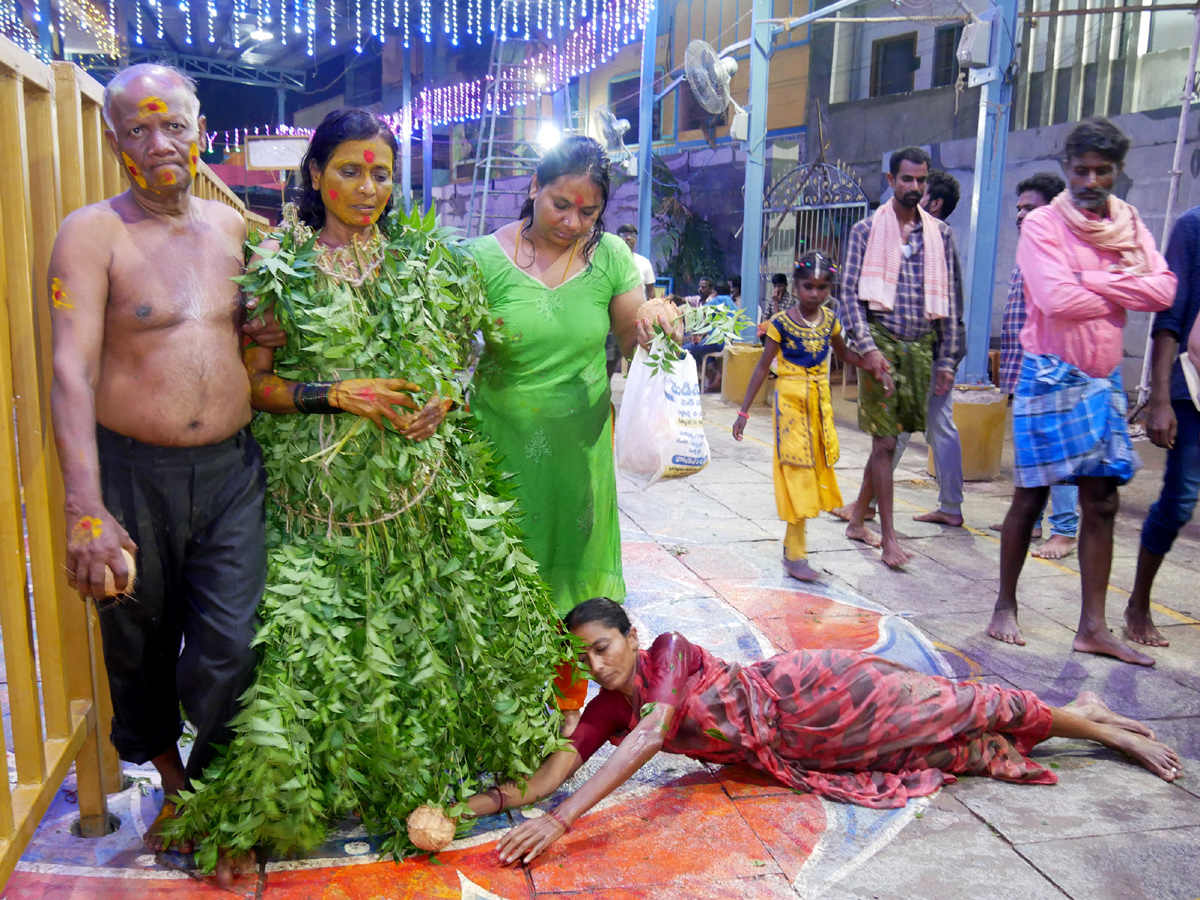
[546, 809, 571, 833]
[489, 787, 505, 813]
[736, 411, 749, 419]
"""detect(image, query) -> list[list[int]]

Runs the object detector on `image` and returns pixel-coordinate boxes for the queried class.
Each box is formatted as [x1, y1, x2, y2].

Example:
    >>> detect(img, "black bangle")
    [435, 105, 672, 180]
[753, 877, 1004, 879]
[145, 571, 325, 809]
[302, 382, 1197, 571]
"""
[292, 381, 338, 414]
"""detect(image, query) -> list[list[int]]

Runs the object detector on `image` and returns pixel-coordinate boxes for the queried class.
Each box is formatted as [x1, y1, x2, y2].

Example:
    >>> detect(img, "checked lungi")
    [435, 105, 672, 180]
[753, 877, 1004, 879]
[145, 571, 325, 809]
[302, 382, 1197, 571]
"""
[1012, 354, 1139, 488]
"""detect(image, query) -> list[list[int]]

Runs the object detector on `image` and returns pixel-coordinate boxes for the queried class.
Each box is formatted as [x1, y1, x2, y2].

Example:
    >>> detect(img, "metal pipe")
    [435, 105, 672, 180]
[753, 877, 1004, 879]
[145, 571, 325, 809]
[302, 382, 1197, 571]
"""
[402, 42, 412, 215]
[637, 0, 660, 261]
[1133, 10, 1200, 414]
[962, 0, 1020, 384]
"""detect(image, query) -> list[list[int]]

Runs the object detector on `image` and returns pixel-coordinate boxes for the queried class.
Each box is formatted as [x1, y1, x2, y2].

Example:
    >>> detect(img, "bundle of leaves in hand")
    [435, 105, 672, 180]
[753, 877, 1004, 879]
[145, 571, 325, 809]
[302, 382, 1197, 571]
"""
[643, 301, 754, 376]
[165, 206, 569, 870]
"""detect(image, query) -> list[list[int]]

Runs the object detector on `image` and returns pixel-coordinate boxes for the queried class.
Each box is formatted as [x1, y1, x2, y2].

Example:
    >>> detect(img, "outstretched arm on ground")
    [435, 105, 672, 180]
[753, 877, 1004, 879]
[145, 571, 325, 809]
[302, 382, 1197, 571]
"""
[480, 703, 676, 866]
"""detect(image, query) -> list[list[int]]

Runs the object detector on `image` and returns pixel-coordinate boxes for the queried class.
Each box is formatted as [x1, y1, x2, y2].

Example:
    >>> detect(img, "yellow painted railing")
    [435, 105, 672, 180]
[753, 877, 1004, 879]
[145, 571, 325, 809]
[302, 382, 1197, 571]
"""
[0, 35, 267, 887]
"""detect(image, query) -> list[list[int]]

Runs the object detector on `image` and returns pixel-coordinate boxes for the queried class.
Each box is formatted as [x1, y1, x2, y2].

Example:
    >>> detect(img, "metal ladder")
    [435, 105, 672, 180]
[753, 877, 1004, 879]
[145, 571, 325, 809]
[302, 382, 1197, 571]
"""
[465, 17, 542, 237]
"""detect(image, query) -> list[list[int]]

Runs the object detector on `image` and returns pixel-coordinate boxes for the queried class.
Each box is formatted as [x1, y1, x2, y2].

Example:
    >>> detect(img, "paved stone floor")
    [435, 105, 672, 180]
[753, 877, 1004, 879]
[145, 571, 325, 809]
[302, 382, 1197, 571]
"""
[7, 386, 1200, 899]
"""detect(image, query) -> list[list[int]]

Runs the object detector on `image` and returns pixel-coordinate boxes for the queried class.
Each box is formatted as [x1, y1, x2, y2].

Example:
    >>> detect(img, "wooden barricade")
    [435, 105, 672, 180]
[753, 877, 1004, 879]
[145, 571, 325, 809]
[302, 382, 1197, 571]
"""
[0, 35, 268, 887]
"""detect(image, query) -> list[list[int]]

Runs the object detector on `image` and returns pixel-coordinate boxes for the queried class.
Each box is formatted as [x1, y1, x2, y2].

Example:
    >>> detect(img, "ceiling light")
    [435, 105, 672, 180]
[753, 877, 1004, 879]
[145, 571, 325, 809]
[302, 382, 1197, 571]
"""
[250, 28, 274, 40]
[537, 121, 561, 151]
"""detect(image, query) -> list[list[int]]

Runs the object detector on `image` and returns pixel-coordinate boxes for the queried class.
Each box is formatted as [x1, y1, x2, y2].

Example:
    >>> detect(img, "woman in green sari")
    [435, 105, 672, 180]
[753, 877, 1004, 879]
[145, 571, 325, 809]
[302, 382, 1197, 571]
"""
[469, 136, 674, 729]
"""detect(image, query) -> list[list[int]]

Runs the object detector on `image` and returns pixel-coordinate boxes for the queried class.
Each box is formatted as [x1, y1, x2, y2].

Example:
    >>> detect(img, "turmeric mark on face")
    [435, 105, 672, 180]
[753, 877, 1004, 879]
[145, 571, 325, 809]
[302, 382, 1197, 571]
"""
[51, 277, 74, 310]
[122, 152, 148, 189]
[137, 96, 169, 116]
[188, 142, 200, 177]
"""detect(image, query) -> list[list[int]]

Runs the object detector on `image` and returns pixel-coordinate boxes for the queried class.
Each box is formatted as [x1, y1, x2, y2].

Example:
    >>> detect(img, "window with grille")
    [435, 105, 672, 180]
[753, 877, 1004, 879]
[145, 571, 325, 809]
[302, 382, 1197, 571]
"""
[932, 24, 964, 88]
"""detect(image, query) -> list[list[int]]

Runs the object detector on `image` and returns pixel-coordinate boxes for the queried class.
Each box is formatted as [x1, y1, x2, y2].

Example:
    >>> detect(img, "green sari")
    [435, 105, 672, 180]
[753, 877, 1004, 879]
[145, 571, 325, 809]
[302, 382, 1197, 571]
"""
[469, 231, 642, 615]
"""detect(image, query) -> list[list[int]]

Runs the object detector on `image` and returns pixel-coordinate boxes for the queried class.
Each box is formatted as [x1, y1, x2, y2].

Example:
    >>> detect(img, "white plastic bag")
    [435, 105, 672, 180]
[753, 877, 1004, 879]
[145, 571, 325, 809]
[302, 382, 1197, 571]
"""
[615, 347, 711, 490]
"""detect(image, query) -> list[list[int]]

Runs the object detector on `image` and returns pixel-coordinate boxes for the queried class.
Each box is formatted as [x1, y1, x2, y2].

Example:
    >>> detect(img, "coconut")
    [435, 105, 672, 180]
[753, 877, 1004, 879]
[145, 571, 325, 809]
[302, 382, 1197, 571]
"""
[636, 297, 683, 329]
[406, 805, 456, 852]
[103, 548, 138, 598]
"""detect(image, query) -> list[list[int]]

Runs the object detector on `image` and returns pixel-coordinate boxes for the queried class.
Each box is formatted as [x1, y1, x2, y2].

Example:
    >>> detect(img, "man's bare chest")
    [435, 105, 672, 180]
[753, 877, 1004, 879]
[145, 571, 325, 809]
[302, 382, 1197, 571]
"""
[108, 229, 242, 327]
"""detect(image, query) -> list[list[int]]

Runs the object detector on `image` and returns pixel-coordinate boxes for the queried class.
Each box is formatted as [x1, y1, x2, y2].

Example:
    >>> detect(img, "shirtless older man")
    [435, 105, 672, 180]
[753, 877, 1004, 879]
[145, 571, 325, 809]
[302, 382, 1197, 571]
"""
[48, 64, 427, 855]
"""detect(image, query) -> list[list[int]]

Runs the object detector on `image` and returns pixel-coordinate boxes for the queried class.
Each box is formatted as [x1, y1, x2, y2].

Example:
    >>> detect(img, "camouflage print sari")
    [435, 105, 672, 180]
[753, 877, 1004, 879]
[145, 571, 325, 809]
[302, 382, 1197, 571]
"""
[572, 632, 1056, 809]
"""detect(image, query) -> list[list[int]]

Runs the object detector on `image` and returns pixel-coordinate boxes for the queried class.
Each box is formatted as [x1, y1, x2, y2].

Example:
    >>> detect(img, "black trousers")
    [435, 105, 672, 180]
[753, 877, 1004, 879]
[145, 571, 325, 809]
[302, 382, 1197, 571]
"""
[95, 423, 266, 785]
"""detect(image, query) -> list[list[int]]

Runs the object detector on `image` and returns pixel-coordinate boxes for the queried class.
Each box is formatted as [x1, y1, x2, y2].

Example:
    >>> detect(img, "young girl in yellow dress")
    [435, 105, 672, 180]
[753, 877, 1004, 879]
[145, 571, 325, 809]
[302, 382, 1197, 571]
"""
[733, 251, 885, 581]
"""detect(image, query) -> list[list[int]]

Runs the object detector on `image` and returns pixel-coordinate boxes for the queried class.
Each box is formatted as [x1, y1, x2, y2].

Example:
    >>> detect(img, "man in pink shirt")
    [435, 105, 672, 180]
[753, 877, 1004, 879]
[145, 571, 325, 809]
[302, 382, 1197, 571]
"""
[987, 118, 1176, 666]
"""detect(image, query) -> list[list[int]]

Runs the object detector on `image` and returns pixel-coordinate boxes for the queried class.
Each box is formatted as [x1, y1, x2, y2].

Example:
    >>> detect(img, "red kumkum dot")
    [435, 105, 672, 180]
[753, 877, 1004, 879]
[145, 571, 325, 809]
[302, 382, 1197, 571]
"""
[329, 190, 338, 200]
[363, 150, 375, 163]
[574, 195, 584, 207]
[362, 215, 372, 224]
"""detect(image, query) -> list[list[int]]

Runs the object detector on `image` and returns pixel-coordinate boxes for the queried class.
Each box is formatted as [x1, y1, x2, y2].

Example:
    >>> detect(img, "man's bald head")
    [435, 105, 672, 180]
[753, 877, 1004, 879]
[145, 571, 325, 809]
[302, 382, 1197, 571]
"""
[103, 64, 200, 130]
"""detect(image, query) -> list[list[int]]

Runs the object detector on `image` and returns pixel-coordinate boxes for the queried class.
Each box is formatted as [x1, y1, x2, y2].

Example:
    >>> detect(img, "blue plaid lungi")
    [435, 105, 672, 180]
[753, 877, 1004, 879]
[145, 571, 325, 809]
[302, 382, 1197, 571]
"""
[1012, 354, 1139, 488]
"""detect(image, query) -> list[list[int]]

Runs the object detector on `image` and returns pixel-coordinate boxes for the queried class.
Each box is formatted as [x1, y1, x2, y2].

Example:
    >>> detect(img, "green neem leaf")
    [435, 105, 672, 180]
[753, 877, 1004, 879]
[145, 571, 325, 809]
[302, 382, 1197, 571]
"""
[171, 207, 569, 870]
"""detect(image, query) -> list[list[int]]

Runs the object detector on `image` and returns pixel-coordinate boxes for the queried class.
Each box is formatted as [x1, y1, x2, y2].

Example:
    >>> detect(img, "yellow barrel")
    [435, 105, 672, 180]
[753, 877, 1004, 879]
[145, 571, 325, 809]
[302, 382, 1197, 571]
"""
[927, 384, 1008, 481]
[721, 343, 770, 406]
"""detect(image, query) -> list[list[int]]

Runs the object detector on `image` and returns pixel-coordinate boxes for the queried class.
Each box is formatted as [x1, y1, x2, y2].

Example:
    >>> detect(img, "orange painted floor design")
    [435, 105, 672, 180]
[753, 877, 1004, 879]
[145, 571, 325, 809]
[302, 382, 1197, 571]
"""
[8, 541, 944, 898]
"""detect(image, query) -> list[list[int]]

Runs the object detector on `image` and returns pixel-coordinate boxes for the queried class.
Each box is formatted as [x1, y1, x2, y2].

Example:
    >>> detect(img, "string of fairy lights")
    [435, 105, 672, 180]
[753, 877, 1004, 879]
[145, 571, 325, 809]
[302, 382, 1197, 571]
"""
[213, 0, 645, 155]
[1, 0, 649, 143]
[0, 0, 649, 60]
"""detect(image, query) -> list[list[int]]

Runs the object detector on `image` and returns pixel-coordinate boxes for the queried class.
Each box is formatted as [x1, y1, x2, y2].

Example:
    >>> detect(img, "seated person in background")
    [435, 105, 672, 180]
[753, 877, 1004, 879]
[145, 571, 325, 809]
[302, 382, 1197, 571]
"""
[688, 279, 736, 391]
[758, 273, 791, 340]
[464, 598, 1180, 867]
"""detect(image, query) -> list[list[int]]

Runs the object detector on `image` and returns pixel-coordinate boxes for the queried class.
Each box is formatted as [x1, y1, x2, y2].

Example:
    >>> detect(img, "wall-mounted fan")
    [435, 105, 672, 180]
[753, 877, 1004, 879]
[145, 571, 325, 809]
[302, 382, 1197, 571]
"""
[683, 39, 749, 142]
[596, 106, 638, 174]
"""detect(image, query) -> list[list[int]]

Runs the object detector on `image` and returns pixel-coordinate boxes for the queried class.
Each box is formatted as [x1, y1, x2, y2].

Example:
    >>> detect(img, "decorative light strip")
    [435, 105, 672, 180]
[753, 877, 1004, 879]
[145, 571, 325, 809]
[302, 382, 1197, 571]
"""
[1, 0, 52, 61]
[223, 0, 651, 142]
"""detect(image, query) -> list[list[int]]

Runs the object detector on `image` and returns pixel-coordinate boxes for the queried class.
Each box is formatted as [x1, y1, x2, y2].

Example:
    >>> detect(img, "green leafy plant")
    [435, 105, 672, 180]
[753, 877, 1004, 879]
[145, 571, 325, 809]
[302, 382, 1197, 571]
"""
[649, 157, 727, 290]
[165, 206, 569, 870]
[644, 303, 754, 376]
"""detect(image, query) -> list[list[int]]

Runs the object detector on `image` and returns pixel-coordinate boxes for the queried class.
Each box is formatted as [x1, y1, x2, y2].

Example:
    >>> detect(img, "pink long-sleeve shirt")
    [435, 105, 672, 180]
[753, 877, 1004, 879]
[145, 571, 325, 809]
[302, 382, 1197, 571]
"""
[1016, 204, 1176, 378]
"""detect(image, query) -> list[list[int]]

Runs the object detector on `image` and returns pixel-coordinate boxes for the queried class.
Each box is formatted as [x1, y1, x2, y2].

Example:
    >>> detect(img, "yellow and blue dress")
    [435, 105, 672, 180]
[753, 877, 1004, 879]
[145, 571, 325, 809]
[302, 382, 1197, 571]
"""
[765, 306, 844, 561]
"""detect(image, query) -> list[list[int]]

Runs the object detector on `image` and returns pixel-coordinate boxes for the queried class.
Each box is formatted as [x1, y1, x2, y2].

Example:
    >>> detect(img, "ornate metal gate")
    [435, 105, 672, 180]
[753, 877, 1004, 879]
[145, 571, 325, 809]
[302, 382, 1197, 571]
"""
[758, 160, 869, 318]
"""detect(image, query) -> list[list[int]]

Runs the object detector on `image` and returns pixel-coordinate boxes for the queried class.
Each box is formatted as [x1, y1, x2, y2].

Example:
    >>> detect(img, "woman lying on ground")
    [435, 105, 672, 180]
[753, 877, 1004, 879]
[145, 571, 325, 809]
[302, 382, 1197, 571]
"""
[465, 597, 1181, 866]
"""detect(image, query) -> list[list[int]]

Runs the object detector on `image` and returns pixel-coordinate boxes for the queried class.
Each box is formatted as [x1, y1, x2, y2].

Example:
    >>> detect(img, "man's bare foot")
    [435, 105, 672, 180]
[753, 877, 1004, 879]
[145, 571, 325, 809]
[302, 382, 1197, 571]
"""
[913, 510, 963, 527]
[1123, 606, 1171, 647]
[1105, 728, 1182, 782]
[846, 523, 882, 548]
[144, 800, 193, 853]
[784, 557, 821, 582]
[1072, 627, 1156, 667]
[880, 538, 912, 570]
[987, 606, 1026, 645]
[990, 522, 1041, 538]
[833, 504, 874, 523]
[1066, 690, 1156, 739]
[561, 708, 582, 738]
[1031, 534, 1077, 559]
[215, 848, 258, 889]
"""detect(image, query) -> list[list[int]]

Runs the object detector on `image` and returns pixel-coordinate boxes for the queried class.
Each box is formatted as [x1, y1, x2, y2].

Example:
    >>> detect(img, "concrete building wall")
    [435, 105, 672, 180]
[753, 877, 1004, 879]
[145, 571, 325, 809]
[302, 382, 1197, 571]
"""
[934, 107, 1200, 392]
[829, 0, 989, 102]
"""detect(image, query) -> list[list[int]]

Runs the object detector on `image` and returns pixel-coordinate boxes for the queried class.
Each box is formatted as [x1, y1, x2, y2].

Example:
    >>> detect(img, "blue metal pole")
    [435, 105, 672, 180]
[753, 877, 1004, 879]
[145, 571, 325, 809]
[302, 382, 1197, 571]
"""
[38, 0, 53, 58]
[402, 42, 413, 215]
[636, 0, 659, 260]
[738, 0, 772, 324]
[962, 0, 1019, 383]
[422, 37, 434, 215]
